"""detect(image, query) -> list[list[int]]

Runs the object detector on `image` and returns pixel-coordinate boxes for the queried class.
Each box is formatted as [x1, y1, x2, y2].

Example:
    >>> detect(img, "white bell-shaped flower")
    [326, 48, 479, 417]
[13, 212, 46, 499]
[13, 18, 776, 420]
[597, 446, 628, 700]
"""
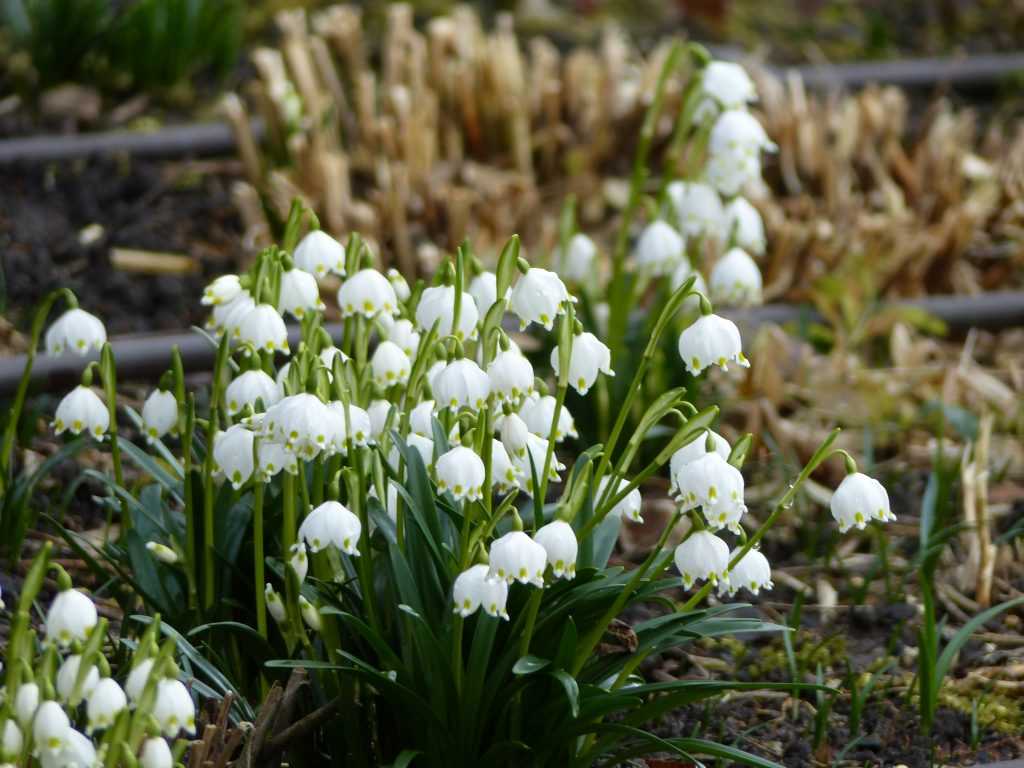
[634, 220, 684, 276]
[33, 701, 71, 755]
[40, 727, 94, 768]
[487, 348, 534, 403]
[509, 268, 571, 331]
[433, 359, 491, 411]
[264, 393, 332, 459]
[488, 530, 547, 587]
[519, 396, 577, 442]
[724, 197, 766, 255]
[551, 332, 614, 395]
[559, 233, 597, 283]
[212, 425, 255, 490]
[469, 271, 503, 318]
[46, 588, 98, 647]
[367, 400, 392, 439]
[701, 61, 757, 109]
[386, 318, 420, 358]
[86, 678, 127, 732]
[490, 439, 523, 492]
[142, 389, 177, 444]
[288, 542, 308, 584]
[14, 683, 40, 727]
[409, 400, 436, 437]
[56, 655, 100, 702]
[265, 584, 286, 624]
[146, 542, 178, 564]
[669, 430, 731, 496]
[53, 386, 109, 441]
[511, 433, 564, 484]
[299, 501, 361, 555]
[139, 737, 173, 768]
[387, 268, 410, 301]
[710, 247, 762, 307]
[452, 564, 509, 620]
[124, 659, 154, 704]
[202, 275, 243, 306]
[597, 476, 643, 523]
[299, 595, 321, 631]
[674, 530, 730, 588]
[2, 719, 22, 760]
[673, 452, 746, 532]
[709, 109, 775, 158]
[720, 548, 773, 597]
[337, 269, 399, 319]
[499, 412, 531, 458]
[830, 472, 895, 533]
[677, 314, 749, 376]
[226, 370, 280, 415]
[533, 520, 578, 579]
[405, 433, 435, 467]
[238, 304, 288, 354]
[257, 441, 296, 481]
[416, 284, 479, 340]
[435, 446, 485, 501]
[153, 679, 195, 737]
[278, 269, 323, 319]
[293, 230, 345, 278]
[45, 308, 106, 356]
[327, 402, 373, 451]
[318, 345, 349, 371]
[371, 341, 411, 387]
[666, 181, 726, 242]
[212, 291, 254, 338]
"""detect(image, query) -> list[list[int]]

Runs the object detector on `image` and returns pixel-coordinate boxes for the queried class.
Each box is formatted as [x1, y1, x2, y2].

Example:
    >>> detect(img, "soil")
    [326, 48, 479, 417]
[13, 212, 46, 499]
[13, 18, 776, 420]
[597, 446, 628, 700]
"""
[0, 155, 244, 338]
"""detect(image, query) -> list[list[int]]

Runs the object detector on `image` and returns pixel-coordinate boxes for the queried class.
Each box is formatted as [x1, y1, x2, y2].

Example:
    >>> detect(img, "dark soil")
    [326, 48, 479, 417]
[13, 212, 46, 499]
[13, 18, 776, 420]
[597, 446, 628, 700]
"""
[0, 155, 244, 336]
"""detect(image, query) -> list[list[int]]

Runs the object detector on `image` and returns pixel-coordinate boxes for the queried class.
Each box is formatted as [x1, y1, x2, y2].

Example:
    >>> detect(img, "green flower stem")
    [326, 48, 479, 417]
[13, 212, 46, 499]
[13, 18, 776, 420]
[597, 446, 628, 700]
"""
[606, 40, 684, 361]
[680, 428, 841, 612]
[451, 614, 464, 695]
[349, 449, 380, 634]
[281, 471, 302, 641]
[182, 394, 198, 610]
[202, 336, 230, 611]
[571, 510, 683, 677]
[5, 541, 51, 699]
[253, 478, 267, 640]
[517, 586, 544, 657]
[99, 343, 128, 530]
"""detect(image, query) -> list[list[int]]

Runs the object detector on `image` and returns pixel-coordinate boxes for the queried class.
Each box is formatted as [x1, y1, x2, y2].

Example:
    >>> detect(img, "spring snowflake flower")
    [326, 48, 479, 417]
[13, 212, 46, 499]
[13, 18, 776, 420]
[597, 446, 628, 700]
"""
[675, 452, 746, 532]
[278, 269, 323, 319]
[488, 531, 547, 587]
[559, 233, 597, 283]
[666, 181, 726, 242]
[405, 433, 435, 467]
[387, 268, 410, 301]
[706, 110, 775, 196]
[534, 520, 578, 579]
[201, 275, 242, 307]
[46, 588, 97, 647]
[677, 314, 749, 375]
[597, 476, 643, 523]
[519, 395, 577, 442]
[226, 370, 280, 415]
[433, 358, 491, 411]
[499, 412, 531, 458]
[710, 247, 762, 307]
[299, 596, 321, 632]
[53, 386, 109, 440]
[237, 304, 289, 354]
[299, 500, 361, 555]
[371, 340, 411, 387]
[327, 402, 373, 451]
[288, 542, 309, 584]
[509, 268, 571, 331]
[86, 678, 127, 732]
[14, 683, 39, 727]
[56, 655, 99, 702]
[409, 400, 436, 437]
[43, 727, 95, 768]
[45, 308, 106, 356]
[416, 284, 479, 340]
[33, 701, 71, 755]
[337, 269, 399, 319]
[720, 548, 773, 597]
[212, 425, 255, 490]
[124, 659, 154, 703]
[487, 348, 535, 403]
[265, 584, 286, 624]
[669, 430, 731, 495]
[635, 220, 684, 275]
[435, 446, 486, 501]
[701, 61, 757, 109]
[674, 531, 730, 588]
[264, 393, 332, 458]
[452, 564, 509, 620]
[469, 271, 501, 317]
[140, 737, 173, 768]
[367, 400, 393, 439]
[830, 472, 895, 533]
[257, 441, 297, 480]
[489, 439, 522, 492]
[511, 433, 565, 485]
[153, 679, 196, 737]
[386, 318, 420, 358]
[724, 197, 766, 255]
[293, 230, 345, 278]
[142, 388, 177, 444]
[551, 332, 614, 395]
[2, 719, 22, 760]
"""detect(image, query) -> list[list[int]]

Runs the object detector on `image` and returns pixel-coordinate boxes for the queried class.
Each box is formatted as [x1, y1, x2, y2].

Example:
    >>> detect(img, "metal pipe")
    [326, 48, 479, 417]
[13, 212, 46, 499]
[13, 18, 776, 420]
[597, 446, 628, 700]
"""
[2, 292, 1022, 397]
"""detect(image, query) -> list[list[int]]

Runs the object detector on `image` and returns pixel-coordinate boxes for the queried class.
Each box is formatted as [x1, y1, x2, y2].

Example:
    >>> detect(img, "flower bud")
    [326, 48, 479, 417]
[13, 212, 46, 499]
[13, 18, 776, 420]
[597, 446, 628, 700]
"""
[288, 542, 309, 584]
[299, 596, 321, 632]
[265, 584, 286, 624]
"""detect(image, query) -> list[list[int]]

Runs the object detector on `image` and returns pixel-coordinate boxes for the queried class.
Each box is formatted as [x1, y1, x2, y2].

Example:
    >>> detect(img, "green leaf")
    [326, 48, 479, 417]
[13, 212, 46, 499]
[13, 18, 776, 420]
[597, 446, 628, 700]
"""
[512, 655, 550, 675]
[387, 750, 422, 768]
[548, 669, 580, 718]
[933, 596, 1024, 692]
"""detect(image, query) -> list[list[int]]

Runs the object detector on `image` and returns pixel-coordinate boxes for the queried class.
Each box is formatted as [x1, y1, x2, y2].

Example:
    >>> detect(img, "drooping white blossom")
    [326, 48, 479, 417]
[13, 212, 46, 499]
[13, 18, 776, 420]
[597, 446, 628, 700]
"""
[371, 340, 411, 387]
[201, 274, 243, 306]
[597, 476, 643, 523]
[435, 446, 486, 501]
[238, 304, 289, 354]
[452, 564, 509, 620]
[674, 530, 730, 588]
[488, 531, 547, 587]
[550, 332, 614, 395]
[509, 268, 571, 331]
[142, 389, 177, 444]
[666, 181, 726, 242]
[487, 348, 535, 403]
[635, 220, 684, 275]
[226, 370, 280, 415]
[433, 358, 491, 411]
[278, 268, 323, 319]
[53, 386, 109, 441]
[709, 247, 762, 307]
[153, 679, 196, 737]
[86, 678, 127, 732]
[677, 314, 749, 375]
[724, 197, 766, 255]
[299, 501, 361, 555]
[212, 424, 255, 489]
[559, 233, 598, 283]
[293, 230, 346, 278]
[45, 308, 106, 356]
[415, 285, 479, 340]
[830, 472, 895, 533]
[720, 548, 773, 597]
[46, 588, 98, 647]
[337, 269, 399, 319]
[519, 395, 577, 442]
[534, 520, 578, 579]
